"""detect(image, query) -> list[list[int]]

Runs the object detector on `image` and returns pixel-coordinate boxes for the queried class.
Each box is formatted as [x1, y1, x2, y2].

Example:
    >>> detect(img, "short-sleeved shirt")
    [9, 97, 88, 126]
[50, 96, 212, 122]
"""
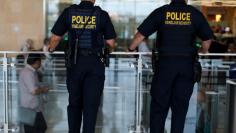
[138, 1, 214, 55]
[19, 65, 42, 111]
[51, 1, 116, 40]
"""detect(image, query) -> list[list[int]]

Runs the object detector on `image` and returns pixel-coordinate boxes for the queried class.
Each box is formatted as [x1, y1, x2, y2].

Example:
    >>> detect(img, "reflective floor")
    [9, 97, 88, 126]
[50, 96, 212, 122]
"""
[0, 57, 231, 133]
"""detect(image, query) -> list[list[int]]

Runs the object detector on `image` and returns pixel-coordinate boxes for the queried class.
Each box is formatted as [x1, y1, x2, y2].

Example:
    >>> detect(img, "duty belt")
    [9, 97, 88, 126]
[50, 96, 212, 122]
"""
[78, 48, 102, 56]
[159, 53, 195, 58]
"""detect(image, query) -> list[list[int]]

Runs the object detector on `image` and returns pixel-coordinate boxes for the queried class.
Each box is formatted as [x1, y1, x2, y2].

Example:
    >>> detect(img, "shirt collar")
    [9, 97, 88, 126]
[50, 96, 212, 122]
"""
[170, 0, 187, 5]
[26, 64, 36, 72]
[79, 1, 94, 8]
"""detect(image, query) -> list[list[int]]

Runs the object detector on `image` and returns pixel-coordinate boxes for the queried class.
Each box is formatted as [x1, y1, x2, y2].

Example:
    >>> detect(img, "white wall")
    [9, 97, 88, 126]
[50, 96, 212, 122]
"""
[0, 0, 45, 51]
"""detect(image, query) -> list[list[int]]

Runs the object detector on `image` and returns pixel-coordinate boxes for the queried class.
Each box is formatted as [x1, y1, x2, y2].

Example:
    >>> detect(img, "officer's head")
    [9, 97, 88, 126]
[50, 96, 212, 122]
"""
[172, 0, 187, 3]
[81, 0, 95, 4]
[27, 53, 42, 70]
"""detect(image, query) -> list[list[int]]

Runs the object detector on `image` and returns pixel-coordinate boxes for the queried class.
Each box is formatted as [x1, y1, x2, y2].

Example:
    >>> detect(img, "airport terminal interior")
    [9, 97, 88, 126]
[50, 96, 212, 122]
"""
[1, 0, 236, 133]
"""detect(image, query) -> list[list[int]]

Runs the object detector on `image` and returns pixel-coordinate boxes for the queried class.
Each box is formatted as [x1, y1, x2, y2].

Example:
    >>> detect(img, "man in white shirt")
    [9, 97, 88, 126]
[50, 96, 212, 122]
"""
[19, 54, 49, 133]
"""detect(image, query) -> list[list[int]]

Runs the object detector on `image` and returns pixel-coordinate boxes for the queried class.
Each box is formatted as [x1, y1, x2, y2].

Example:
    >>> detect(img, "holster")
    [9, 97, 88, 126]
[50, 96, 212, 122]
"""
[64, 43, 72, 68]
[193, 56, 202, 83]
[152, 49, 158, 73]
[103, 47, 110, 67]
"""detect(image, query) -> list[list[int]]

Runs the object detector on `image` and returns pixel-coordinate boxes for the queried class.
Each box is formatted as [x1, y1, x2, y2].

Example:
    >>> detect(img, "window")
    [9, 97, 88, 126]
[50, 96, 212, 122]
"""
[46, 0, 171, 51]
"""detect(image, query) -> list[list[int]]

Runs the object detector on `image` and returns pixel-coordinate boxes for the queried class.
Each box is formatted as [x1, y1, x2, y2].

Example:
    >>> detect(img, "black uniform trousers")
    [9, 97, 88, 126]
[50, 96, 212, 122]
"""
[66, 55, 105, 133]
[150, 57, 195, 133]
[24, 112, 47, 133]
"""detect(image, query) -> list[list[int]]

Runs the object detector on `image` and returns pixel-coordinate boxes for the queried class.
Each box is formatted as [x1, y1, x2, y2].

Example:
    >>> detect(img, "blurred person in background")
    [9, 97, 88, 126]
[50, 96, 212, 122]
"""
[19, 53, 49, 133]
[42, 38, 51, 59]
[209, 36, 228, 53]
[228, 43, 236, 53]
[21, 39, 35, 52]
[19, 39, 35, 63]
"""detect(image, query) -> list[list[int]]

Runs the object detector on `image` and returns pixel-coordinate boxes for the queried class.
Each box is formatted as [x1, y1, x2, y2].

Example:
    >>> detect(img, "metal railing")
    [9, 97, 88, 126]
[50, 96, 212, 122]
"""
[0, 51, 236, 133]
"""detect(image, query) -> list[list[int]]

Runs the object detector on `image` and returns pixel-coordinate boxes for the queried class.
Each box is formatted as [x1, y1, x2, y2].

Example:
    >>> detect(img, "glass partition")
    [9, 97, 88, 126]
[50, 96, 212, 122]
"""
[1, 52, 236, 133]
[196, 56, 236, 133]
[0, 55, 4, 131]
[41, 54, 68, 133]
[2, 52, 141, 133]
[100, 55, 138, 132]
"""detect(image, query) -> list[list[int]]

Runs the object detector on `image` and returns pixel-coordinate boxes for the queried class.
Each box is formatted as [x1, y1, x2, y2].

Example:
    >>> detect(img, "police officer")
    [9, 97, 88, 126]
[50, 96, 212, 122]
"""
[128, 0, 213, 132]
[48, 0, 116, 132]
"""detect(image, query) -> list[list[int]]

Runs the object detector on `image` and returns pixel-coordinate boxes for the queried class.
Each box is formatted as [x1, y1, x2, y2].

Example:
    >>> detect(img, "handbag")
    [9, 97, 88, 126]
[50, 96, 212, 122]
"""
[18, 107, 37, 126]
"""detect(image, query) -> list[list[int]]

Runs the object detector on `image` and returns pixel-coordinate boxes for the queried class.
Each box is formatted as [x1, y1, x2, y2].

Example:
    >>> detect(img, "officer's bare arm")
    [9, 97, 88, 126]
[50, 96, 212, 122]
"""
[48, 34, 63, 52]
[105, 39, 116, 50]
[129, 32, 145, 51]
[199, 39, 211, 53]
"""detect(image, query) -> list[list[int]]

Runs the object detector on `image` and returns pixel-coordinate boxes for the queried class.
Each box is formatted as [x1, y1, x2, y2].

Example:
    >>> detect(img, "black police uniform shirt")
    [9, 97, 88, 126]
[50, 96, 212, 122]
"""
[51, 1, 116, 48]
[138, 1, 214, 55]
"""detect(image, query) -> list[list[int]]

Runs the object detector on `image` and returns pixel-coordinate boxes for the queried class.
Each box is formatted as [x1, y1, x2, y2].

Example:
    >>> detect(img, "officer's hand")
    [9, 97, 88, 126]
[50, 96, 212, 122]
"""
[48, 46, 55, 53]
[128, 47, 137, 52]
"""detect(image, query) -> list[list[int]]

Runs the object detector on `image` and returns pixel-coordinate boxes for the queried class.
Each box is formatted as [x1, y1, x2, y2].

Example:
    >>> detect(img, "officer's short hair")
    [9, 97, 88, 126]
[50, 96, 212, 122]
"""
[81, 0, 89, 1]
[172, 0, 186, 2]
[27, 54, 42, 65]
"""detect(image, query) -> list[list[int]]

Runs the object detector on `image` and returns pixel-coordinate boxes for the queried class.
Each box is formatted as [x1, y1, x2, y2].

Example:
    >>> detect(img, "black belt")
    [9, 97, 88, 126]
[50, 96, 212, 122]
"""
[77, 48, 102, 56]
[159, 53, 195, 58]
